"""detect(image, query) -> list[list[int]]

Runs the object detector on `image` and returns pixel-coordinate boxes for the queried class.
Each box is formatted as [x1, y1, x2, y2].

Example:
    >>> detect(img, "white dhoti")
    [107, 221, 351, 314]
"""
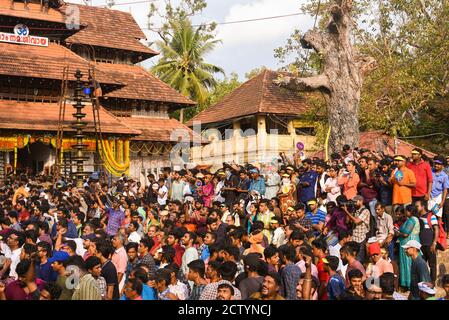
[428, 194, 443, 217]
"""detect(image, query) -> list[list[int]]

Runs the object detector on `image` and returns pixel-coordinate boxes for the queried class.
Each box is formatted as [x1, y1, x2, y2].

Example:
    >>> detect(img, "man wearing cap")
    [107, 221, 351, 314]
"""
[214, 171, 227, 203]
[270, 217, 285, 248]
[402, 239, 431, 300]
[418, 282, 436, 300]
[50, 251, 72, 300]
[428, 155, 449, 220]
[390, 155, 416, 213]
[406, 148, 432, 203]
[366, 242, 393, 279]
[248, 168, 266, 198]
[256, 199, 275, 243]
[236, 170, 251, 201]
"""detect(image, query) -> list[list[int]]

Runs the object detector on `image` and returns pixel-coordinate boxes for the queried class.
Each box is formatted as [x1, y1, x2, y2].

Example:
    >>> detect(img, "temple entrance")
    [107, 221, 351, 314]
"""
[17, 142, 54, 176]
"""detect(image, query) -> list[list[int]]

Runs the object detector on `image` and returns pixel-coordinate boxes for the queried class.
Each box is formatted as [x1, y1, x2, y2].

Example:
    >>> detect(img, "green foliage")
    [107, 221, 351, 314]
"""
[151, 18, 224, 110]
[275, 0, 449, 153]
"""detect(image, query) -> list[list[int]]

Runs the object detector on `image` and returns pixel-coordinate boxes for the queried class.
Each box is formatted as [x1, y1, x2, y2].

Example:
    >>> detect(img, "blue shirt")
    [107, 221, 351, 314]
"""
[35, 260, 57, 282]
[51, 220, 78, 239]
[120, 284, 157, 300]
[200, 245, 210, 262]
[306, 209, 327, 236]
[249, 177, 266, 196]
[327, 273, 346, 300]
[431, 170, 449, 198]
[298, 171, 318, 203]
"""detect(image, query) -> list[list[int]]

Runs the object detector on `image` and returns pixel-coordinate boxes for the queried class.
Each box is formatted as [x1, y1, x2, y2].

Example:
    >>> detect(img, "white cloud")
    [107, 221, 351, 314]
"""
[216, 0, 311, 47]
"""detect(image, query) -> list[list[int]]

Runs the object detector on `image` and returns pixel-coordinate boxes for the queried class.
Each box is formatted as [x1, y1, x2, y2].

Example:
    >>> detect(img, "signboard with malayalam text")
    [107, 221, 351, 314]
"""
[0, 24, 48, 47]
[0, 32, 49, 47]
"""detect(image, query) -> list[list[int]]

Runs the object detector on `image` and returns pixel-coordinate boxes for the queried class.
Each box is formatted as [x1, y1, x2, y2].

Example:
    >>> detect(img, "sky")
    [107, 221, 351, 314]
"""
[70, 0, 315, 80]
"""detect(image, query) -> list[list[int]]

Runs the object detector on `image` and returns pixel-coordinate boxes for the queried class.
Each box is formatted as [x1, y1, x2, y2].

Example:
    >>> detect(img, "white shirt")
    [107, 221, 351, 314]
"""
[158, 185, 168, 206]
[169, 280, 189, 300]
[214, 180, 225, 203]
[329, 242, 344, 273]
[323, 177, 341, 203]
[221, 210, 240, 227]
[128, 231, 141, 243]
[65, 237, 87, 257]
[271, 227, 285, 248]
[181, 247, 199, 277]
[1, 242, 22, 280]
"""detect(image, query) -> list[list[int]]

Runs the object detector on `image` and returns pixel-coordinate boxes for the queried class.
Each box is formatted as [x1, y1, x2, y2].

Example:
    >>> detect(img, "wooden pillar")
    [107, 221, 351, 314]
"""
[233, 120, 241, 163]
[257, 115, 267, 162]
[180, 108, 184, 124]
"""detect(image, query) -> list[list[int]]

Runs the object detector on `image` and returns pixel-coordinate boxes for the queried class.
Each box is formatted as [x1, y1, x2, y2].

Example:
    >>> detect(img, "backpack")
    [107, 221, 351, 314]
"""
[426, 213, 447, 251]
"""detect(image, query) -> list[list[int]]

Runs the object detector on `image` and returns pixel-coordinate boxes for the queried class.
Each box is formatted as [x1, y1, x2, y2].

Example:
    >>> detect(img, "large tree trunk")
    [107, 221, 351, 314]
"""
[275, 0, 377, 154]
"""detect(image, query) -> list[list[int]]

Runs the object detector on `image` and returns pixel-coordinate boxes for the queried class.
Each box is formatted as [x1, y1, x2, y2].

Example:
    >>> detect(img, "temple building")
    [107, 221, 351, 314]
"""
[186, 69, 320, 168]
[0, 0, 200, 184]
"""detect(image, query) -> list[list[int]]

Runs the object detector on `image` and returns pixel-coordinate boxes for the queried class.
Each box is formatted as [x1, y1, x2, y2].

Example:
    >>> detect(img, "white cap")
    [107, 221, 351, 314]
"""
[418, 282, 435, 295]
[401, 240, 422, 250]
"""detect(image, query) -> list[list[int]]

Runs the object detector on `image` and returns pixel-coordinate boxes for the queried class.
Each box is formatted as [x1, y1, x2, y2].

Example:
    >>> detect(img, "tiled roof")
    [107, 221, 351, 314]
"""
[186, 69, 311, 126]
[118, 117, 204, 143]
[63, 3, 157, 56]
[0, 0, 67, 24]
[0, 100, 139, 135]
[310, 131, 436, 158]
[97, 63, 195, 105]
[0, 42, 119, 84]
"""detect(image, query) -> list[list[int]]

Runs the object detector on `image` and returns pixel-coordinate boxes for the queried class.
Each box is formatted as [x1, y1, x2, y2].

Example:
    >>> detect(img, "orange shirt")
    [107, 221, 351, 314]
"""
[338, 172, 360, 200]
[390, 167, 416, 205]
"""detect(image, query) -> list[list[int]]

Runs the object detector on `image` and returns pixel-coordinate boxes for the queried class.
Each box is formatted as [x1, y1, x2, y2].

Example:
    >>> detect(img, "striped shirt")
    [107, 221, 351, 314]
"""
[72, 274, 102, 300]
[306, 209, 327, 236]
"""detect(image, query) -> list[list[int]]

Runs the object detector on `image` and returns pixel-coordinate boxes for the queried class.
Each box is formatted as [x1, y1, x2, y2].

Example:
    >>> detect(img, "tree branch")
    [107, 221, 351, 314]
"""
[274, 74, 331, 93]
[301, 30, 327, 55]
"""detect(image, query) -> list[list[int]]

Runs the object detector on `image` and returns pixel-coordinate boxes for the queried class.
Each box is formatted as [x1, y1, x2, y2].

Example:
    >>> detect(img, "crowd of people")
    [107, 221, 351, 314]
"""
[1, 145, 449, 301]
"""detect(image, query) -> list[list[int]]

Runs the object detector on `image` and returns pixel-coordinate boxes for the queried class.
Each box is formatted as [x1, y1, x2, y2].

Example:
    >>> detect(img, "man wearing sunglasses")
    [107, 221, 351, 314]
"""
[0, 231, 24, 280]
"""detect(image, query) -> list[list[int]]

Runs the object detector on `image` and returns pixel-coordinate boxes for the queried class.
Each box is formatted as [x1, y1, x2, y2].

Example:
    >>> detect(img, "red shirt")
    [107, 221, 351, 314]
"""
[18, 209, 30, 222]
[173, 243, 185, 267]
[406, 160, 433, 197]
[317, 257, 330, 300]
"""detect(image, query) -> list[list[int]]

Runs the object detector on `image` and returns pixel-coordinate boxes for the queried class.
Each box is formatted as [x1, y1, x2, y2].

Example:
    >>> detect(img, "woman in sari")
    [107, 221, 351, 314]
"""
[200, 173, 215, 208]
[397, 204, 421, 290]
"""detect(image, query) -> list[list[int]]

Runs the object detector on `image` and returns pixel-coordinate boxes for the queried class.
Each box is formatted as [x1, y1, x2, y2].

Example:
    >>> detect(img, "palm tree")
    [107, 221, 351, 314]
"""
[152, 19, 224, 108]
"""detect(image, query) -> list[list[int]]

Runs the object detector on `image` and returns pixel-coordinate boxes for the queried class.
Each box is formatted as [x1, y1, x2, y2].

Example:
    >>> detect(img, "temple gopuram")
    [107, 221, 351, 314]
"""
[0, 0, 200, 184]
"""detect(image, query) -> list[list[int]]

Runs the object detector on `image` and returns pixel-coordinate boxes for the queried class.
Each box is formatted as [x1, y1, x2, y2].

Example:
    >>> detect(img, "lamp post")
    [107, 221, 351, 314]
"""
[71, 69, 88, 188]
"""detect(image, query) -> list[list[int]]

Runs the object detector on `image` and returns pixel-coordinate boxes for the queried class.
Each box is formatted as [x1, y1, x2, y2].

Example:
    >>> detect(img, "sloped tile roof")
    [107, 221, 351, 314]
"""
[97, 62, 195, 105]
[0, 100, 139, 135]
[0, 42, 119, 84]
[186, 69, 311, 126]
[118, 117, 204, 143]
[0, 0, 67, 24]
[63, 3, 157, 56]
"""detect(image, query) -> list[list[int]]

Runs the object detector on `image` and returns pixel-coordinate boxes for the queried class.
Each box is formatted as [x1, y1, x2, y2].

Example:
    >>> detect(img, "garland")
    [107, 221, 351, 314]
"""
[100, 139, 130, 177]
